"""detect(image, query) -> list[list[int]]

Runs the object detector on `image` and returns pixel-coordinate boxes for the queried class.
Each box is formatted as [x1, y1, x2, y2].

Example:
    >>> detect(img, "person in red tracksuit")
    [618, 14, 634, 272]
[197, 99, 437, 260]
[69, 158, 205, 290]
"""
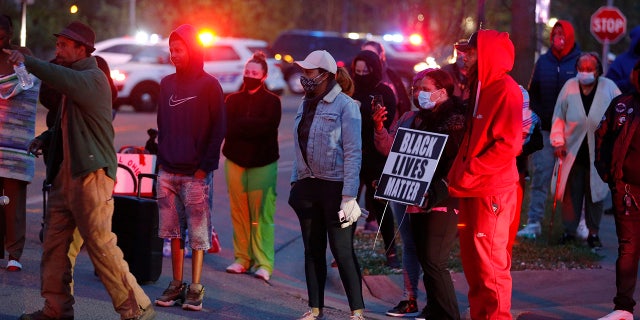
[448, 30, 523, 319]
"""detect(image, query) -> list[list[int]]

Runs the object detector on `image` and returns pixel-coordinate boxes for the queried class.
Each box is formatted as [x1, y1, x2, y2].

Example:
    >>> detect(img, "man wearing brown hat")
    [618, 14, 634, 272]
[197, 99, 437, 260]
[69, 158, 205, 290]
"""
[4, 21, 155, 320]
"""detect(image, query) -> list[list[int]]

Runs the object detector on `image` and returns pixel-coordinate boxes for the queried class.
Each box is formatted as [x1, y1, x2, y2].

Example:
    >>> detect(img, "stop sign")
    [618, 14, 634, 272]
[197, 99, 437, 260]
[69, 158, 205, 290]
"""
[591, 6, 627, 43]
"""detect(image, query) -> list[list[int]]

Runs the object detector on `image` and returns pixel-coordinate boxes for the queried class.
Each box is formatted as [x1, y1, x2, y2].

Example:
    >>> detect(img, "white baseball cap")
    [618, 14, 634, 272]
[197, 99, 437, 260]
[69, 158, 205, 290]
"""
[294, 50, 337, 74]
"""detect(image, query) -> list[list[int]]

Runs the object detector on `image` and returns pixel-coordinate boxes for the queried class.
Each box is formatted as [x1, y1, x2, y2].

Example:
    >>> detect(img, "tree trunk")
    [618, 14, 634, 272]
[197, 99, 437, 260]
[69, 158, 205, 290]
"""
[510, 0, 537, 87]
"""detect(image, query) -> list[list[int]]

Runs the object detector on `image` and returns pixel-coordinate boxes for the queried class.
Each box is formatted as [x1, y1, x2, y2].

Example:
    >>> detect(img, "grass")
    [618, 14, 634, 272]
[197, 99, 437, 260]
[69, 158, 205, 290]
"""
[355, 185, 604, 275]
[355, 229, 602, 275]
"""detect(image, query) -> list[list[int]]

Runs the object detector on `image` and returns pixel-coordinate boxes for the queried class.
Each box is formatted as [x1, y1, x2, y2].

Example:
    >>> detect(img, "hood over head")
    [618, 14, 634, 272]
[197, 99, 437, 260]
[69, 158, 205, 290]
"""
[475, 29, 514, 87]
[352, 50, 383, 88]
[550, 20, 575, 59]
[169, 24, 204, 76]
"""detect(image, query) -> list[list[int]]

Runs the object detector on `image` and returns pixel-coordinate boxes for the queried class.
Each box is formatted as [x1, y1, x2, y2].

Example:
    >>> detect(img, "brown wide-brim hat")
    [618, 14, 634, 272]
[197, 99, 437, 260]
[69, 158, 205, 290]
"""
[54, 21, 96, 53]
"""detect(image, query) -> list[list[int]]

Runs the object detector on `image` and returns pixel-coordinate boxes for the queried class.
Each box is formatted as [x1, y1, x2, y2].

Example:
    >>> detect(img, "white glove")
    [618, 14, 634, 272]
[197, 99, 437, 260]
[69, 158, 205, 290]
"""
[339, 196, 361, 228]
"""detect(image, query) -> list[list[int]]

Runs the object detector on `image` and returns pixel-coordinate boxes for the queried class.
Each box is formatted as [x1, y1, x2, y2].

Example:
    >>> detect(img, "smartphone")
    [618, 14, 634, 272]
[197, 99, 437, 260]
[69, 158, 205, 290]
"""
[338, 210, 346, 222]
[371, 95, 383, 113]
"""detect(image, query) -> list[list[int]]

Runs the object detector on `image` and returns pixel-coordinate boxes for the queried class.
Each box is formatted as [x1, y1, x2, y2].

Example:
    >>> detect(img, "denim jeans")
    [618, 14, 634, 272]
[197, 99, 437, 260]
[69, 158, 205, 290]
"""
[390, 201, 421, 300]
[526, 130, 555, 224]
[157, 169, 211, 250]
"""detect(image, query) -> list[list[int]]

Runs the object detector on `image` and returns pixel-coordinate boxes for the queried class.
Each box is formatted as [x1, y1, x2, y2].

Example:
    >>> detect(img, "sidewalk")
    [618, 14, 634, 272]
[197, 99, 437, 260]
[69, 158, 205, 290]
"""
[362, 212, 638, 320]
[1, 174, 636, 320]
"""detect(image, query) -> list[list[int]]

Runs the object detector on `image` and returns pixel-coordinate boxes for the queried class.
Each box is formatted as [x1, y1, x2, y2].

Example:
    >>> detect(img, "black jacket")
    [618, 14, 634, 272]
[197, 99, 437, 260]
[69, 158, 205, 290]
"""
[222, 85, 281, 168]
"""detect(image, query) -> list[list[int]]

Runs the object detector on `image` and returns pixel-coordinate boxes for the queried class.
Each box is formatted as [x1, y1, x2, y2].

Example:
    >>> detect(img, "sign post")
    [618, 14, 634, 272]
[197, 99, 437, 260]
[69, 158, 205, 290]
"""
[590, 6, 627, 74]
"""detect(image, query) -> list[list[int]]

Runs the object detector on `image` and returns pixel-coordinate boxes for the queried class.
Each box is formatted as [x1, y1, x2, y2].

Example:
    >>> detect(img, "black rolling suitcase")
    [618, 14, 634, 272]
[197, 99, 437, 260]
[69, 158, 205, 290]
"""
[112, 173, 163, 284]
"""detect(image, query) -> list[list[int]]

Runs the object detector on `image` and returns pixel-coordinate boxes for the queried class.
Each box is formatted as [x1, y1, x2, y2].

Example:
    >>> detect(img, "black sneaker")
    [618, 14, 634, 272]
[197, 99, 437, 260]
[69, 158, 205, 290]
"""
[386, 299, 419, 317]
[386, 253, 402, 270]
[415, 307, 430, 320]
[560, 233, 576, 245]
[19, 310, 73, 320]
[588, 234, 603, 249]
[155, 280, 186, 307]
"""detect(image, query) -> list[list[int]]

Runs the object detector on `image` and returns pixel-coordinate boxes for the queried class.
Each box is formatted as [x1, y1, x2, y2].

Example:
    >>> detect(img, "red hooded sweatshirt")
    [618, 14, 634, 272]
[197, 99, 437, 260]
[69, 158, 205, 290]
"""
[447, 30, 523, 197]
[551, 20, 576, 60]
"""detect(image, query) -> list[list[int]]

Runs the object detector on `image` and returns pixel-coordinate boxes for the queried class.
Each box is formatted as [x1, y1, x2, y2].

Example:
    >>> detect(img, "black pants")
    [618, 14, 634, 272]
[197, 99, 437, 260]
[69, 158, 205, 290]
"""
[289, 178, 365, 311]
[411, 210, 460, 319]
[612, 182, 640, 313]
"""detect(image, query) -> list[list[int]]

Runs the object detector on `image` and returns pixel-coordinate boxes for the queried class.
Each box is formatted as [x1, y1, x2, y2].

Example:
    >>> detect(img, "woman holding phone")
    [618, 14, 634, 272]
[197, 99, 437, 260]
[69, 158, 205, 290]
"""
[373, 68, 465, 320]
[351, 50, 399, 268]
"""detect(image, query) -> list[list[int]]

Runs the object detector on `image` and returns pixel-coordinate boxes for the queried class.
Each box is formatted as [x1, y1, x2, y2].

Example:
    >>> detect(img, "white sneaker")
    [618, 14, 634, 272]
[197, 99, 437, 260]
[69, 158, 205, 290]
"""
[225, 262, 247, 274]
[516, 222, 541, 239]
[254, 268, 270, 281]
[577, 218, 589, 240]
[598, 310, 633, 320]
[6, 259, 22, 271]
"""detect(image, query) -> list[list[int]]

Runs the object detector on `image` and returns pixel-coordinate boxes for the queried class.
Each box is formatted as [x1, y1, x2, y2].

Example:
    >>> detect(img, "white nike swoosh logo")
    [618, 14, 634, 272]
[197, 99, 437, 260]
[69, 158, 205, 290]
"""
[169, 95, 197, 107]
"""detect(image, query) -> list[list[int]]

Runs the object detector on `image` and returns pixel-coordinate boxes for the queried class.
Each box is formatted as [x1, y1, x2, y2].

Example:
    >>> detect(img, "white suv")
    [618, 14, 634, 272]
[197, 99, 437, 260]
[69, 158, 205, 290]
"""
[94, 36, 162, 66]
[104, 37, 286, 112]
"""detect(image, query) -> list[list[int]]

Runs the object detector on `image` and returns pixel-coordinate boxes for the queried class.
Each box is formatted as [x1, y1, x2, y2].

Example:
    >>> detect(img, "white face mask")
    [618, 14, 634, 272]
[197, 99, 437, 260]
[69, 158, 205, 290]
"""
[417, 90, 437, 110]
[577, 72, 596, 85]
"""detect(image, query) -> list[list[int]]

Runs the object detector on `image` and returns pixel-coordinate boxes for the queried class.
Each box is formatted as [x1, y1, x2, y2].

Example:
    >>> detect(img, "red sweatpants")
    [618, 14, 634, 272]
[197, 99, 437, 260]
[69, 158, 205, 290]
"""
[457, 186, 517, 320]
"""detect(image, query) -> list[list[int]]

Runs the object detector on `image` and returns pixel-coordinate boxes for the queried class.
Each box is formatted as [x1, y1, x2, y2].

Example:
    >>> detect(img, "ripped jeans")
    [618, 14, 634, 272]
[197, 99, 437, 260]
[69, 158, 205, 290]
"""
[157, 169, 212, 251]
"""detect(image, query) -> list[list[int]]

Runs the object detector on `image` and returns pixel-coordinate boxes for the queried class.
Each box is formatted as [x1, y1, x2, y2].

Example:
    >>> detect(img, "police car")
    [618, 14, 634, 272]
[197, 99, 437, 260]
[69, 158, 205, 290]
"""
[101, 37, 286, 112]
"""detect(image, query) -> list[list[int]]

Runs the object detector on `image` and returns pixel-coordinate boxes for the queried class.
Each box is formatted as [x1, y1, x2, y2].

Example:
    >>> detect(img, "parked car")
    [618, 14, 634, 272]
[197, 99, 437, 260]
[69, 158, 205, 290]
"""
[94, 36, 162, 66]
[271, 30, 366, 94]
[107, 37, 286, 112]
[366, 34, 433, 87]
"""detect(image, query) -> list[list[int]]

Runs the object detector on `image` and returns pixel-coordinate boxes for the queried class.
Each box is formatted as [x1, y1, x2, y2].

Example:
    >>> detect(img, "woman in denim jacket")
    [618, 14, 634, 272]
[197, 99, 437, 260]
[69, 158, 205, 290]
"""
[288, 50, 365, 320]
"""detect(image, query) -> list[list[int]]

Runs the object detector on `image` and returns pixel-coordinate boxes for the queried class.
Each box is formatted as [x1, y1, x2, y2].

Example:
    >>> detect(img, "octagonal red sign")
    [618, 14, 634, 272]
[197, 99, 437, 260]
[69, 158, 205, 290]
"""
[591, 6, 627, 43]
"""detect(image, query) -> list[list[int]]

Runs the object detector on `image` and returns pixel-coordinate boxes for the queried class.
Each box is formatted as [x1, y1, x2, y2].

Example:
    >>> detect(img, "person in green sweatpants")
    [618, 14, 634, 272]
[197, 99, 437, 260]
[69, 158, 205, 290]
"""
[222, 51, 281, 281]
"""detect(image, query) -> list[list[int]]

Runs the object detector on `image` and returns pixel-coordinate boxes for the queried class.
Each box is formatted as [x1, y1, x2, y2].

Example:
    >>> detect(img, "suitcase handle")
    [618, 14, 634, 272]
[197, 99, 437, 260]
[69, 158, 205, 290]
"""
[137, 173, 158, 199]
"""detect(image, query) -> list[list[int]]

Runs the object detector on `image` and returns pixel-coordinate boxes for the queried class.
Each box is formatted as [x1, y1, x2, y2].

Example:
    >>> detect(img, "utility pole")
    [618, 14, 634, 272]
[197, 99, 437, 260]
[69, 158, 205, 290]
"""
[477, 0, 485, 30]
[603, 0, 613, 75]
[20, 0, 27, 47]
[129, 0, 136, 35]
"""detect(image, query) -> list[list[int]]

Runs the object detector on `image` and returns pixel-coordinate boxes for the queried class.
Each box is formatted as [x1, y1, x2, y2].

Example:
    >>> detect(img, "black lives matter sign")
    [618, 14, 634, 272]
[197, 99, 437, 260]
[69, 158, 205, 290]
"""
[374, 127, 448, 206]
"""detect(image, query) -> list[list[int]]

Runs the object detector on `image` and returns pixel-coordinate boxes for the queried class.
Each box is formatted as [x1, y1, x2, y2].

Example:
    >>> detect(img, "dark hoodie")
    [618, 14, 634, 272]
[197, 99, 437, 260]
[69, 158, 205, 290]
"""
[528, 20, 581, 130]
[157, 24, 226, 174]
[448, 30, 523, 197]
[606, 25, 640, 94]
[351, 50, 396, 180]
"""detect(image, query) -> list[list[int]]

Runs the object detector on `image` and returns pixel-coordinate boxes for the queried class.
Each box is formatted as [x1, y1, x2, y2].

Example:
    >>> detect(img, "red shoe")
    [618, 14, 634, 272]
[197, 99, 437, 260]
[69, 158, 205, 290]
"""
[208, 230, 221, 254]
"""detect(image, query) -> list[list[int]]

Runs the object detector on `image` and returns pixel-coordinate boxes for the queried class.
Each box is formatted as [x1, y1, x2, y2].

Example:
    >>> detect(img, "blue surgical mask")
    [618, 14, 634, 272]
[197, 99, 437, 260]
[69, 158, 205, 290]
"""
[417, 91, 437, 110]
[577, 72, 596, 85]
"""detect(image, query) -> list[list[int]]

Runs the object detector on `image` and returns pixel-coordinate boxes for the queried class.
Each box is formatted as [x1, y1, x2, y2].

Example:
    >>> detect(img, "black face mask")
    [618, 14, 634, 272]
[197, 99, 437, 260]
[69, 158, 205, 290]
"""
[243, 77, 262, 91]
[354, 74, 378, 89]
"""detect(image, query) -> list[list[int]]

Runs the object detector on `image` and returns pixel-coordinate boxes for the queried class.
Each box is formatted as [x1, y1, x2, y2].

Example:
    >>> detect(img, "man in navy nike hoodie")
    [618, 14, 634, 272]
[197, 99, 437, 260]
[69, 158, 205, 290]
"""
[154, 24, 226, 311]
